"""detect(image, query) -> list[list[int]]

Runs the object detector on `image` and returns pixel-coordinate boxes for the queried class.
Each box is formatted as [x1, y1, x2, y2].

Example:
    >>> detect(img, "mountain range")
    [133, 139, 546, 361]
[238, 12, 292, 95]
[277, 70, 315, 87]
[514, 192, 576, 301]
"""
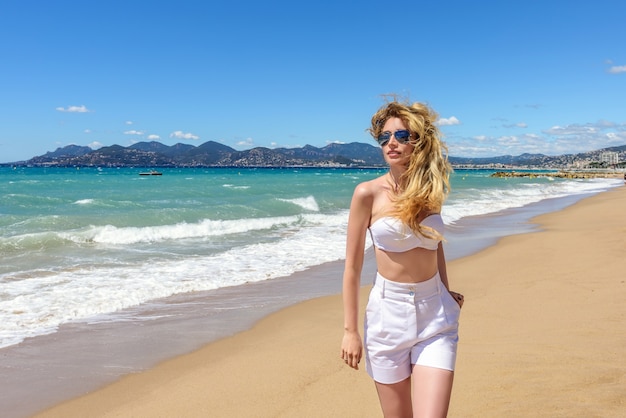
[6, 141, 626, 168]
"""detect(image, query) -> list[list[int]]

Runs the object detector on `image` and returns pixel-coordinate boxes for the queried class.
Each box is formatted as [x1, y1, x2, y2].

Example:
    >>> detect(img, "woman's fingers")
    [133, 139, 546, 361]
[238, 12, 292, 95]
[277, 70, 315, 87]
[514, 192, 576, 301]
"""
[341, 351, 361, 369]
[450, 291, 464, 308]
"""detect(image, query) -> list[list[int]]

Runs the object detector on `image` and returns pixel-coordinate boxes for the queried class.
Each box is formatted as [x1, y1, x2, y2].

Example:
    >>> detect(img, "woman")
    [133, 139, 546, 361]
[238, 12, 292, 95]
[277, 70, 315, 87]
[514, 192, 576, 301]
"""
[341, 99, 463, 417]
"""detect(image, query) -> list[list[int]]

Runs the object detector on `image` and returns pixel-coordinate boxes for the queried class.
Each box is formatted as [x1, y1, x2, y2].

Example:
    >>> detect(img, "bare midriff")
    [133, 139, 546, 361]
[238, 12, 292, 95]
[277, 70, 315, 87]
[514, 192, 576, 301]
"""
[373, 246, 439, 283]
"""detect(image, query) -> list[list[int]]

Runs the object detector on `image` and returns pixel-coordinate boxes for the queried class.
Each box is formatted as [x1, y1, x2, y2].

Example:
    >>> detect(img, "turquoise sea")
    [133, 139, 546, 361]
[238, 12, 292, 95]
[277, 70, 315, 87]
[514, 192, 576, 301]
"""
[1, 166, 622, 349]
[0, 166, 622, 417]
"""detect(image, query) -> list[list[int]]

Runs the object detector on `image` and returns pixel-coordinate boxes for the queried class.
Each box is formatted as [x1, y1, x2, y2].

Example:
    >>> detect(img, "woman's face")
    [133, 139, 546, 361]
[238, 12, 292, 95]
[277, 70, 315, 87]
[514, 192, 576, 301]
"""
[380, 117, 414, 168]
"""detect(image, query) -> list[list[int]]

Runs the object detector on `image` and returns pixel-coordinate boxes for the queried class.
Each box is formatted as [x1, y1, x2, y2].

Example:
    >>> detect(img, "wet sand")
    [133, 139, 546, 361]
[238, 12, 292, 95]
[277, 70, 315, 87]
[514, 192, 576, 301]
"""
[32, 186, 626, 417]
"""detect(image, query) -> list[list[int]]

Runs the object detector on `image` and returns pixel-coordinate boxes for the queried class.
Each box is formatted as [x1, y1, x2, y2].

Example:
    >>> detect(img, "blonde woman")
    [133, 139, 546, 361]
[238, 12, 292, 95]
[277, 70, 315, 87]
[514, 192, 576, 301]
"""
[341, 99, 463, 417]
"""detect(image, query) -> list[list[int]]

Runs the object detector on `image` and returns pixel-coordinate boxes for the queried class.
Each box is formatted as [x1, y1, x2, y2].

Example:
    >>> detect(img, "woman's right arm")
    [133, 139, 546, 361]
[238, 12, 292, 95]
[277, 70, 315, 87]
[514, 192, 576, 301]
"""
[340, 183, 373, 370]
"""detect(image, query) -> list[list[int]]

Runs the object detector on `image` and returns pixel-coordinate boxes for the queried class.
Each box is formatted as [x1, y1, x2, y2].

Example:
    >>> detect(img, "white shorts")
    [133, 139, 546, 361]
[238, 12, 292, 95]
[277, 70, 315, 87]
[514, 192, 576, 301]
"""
[364, 272, 460, 384]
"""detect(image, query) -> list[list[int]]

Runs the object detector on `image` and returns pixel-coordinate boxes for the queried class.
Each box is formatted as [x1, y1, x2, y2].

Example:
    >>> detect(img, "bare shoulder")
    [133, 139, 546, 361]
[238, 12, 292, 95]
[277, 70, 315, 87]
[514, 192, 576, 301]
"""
[354, 174, 387, 196]
[350, 175, 390, 221]
[353, 179, 374, 197]
[352, 176, 386, 203]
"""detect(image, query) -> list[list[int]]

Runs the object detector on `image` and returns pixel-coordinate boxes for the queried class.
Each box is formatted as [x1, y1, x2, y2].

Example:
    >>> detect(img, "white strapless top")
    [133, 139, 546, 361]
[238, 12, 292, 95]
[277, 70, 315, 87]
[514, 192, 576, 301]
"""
[368, 214, 444, 252]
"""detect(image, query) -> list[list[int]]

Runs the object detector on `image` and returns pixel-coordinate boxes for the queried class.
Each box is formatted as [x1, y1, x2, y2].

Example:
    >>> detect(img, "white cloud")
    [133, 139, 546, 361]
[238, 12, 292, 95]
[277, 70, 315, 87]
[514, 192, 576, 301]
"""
[56, 105, 90, 113]
[125, 121, 133, 125]
[448, 141, 501, 157]
[124, 130, 144, 135]
[608, 65, 626, 74]
[543, 123, 600, 136]
[437, 116, 460, 126]
[84, 129, 92, 134]
[88, 141, 103, 149]
[503, 122, 528, 128]
[236, 137, 254, 147]
[449, 120, 626, 158]
[147, 134, 161, 140]
[497, 135, 521, 146]
[170, 131, 200, 140]
[543, 121, 626, 151]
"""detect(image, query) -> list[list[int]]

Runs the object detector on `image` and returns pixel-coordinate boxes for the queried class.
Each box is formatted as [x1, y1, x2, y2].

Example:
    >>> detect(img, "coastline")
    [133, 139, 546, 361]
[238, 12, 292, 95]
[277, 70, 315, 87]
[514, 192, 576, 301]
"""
[31, 186, 626, 417]
[490, 170, 625, 179]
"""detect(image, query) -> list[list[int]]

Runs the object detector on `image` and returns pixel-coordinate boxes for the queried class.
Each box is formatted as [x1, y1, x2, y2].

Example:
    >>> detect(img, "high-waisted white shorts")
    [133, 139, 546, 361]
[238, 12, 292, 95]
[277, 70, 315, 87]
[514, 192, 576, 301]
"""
[364, 272, 460, 384]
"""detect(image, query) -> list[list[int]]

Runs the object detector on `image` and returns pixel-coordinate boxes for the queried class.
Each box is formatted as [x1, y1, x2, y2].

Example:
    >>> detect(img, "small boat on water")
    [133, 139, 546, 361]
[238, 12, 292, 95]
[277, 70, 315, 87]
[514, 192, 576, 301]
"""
[139, 170, 163, 176]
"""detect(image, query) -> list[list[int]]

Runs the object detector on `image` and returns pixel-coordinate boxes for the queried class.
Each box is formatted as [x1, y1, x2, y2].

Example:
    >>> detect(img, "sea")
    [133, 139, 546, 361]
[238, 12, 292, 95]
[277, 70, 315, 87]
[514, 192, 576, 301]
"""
[0, 166, 623, 417]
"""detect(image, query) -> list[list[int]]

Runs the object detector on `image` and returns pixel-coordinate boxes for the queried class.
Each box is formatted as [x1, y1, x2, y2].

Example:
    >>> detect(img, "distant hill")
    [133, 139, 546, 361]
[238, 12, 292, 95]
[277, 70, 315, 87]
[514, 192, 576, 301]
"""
[39, 144, 93, 159]
[13, 141, 388, 167]
[6, 141, 626, 168]
[449, 144, 626, 168]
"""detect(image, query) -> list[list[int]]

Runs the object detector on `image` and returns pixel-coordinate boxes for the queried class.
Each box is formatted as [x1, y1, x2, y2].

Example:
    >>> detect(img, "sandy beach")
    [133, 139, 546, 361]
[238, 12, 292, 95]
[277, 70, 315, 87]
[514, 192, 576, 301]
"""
[34, 186, 626, 417]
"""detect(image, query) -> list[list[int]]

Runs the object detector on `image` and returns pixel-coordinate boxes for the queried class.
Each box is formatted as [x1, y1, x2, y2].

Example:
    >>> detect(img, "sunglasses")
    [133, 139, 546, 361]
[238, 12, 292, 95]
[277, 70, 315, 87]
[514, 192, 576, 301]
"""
[376, 130, 412, 146]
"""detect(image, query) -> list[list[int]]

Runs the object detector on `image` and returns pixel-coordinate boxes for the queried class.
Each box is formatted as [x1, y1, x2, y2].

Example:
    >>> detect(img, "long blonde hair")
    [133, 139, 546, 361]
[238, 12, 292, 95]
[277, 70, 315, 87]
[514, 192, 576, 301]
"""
[368, 99, 452, 236]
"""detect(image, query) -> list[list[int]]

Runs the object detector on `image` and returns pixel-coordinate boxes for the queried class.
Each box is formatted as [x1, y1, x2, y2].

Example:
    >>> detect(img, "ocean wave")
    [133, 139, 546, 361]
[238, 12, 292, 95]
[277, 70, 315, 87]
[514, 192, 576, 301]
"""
[223, 184, 250, 189]
[277, 195, 320, 212]
[0, 211, 352, 348]
[0, 230, 71, 254]
[0, 215, 304, 250]
[73, 198, 95, 205]
[443, 177, 621, 223]
[74, 216, 307, 245]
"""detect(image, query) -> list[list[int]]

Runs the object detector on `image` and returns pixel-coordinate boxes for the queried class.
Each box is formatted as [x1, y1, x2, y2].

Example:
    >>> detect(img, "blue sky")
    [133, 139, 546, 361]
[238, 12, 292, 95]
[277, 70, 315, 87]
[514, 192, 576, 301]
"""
[1, 0, 625, 163]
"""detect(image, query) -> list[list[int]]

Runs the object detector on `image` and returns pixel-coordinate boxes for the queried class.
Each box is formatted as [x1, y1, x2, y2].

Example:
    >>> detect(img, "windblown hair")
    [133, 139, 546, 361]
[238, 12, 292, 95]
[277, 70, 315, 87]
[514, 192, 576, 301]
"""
[368, 99, 452, 237]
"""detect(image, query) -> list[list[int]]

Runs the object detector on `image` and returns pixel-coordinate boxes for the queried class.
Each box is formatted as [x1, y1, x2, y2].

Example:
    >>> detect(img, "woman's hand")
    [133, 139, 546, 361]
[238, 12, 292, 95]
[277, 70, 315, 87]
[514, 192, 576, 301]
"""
[449, 291, 464, 308]
[340, 331, 363, 370]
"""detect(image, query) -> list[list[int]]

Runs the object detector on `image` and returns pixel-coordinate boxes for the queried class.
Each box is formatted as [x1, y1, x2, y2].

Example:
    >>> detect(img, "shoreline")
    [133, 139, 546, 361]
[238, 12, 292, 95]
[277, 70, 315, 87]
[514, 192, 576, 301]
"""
[31, 186, 626, 417]
[1, 186, 624, 417]
[491, 170, 625, 179]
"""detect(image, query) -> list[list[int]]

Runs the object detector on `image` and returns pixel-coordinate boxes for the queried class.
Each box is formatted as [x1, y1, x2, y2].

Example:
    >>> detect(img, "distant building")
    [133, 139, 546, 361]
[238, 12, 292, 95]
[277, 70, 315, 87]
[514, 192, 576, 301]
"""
[600, 151, 619, 165]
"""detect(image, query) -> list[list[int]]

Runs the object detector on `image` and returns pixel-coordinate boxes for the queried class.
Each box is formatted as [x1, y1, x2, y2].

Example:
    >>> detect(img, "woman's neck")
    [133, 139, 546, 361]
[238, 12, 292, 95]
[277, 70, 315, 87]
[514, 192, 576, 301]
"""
[388, 169, 406, 193]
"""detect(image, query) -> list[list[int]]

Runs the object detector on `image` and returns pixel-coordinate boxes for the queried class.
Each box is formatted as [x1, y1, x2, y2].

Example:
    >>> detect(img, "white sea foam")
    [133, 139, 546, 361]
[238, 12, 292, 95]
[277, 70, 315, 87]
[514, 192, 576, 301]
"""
[0, 211, 352, 348]
[443, 178, 621, 224]
[277, 195, 320, 211]
[73, 199, 95, 205]
[65, 216, 300, 245]
[223, 184, 250, 189]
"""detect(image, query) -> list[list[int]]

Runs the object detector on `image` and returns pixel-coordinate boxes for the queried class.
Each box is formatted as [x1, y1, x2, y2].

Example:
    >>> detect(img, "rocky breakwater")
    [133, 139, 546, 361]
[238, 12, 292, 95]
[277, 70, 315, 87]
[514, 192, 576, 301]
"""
[491, 171, 625, 179]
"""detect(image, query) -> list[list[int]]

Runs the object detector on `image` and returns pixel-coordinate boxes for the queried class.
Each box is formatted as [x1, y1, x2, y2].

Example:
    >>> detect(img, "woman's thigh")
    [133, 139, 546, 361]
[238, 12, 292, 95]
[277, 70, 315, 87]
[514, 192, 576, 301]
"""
[374, 377, 413, 418]
[411, 365, 454, 418]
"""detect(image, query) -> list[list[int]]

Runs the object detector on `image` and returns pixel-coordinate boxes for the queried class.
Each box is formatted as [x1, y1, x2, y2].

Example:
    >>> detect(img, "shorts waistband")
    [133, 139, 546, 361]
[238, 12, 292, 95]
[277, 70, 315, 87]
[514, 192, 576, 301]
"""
[374, 272, 443, 299]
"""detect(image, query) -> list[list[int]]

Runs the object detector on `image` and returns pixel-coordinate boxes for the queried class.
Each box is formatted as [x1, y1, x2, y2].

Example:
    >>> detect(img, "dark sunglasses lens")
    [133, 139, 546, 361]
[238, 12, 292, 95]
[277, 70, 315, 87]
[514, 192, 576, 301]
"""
[395, 130, 411, 142]
[377, 133, 391, 146]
